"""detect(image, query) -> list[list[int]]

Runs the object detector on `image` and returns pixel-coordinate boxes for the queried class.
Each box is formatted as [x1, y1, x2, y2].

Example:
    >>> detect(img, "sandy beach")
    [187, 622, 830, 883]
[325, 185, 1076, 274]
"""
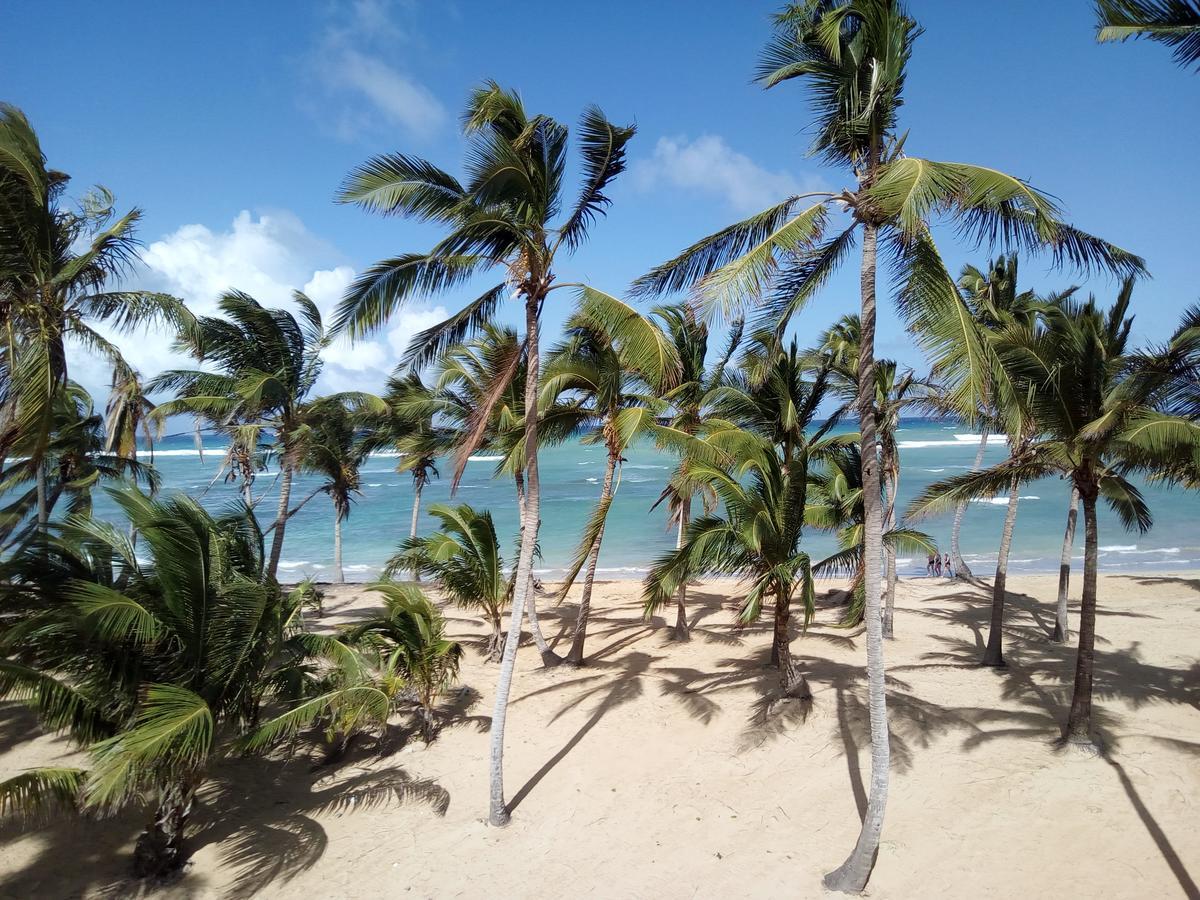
[1, 572, 1197, 899]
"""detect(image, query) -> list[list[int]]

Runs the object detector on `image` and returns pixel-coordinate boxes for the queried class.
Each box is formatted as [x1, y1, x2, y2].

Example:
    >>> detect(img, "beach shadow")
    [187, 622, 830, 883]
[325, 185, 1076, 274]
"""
[508, 651, 654, 813]
[1105, 756, 1199, 899]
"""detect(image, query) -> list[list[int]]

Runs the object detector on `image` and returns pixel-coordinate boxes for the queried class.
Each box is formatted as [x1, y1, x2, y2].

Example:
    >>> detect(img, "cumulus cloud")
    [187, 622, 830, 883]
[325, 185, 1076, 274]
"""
[632, 135, 820, 213]
[69, 210, 449, 399]
[308, 0, 446, 140]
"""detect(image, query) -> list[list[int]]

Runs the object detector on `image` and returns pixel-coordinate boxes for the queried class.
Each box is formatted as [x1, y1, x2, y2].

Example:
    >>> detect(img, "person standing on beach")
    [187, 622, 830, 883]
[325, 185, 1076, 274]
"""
[934, 555, 943, 577]
[943, 554, 953, 579]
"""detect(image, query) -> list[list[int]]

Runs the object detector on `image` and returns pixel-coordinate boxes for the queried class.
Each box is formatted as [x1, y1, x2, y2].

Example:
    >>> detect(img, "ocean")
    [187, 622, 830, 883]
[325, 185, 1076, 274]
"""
[94, 420, 1200, 582]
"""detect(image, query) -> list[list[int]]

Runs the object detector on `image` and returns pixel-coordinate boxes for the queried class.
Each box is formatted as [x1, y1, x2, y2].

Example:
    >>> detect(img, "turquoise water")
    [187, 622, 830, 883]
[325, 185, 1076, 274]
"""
[94, 420, 1200, 582]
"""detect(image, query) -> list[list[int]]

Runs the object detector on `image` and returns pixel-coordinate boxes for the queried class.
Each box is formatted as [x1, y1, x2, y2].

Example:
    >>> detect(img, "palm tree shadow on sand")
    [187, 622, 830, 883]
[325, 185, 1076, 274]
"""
[0, 705, 461, 898]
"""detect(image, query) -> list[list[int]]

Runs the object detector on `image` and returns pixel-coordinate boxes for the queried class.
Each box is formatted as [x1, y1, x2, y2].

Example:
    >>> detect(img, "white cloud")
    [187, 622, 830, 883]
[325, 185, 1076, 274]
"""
[632, 135, 820, 213]
[69, 210, 449, 400]
[309, 1, 446, 140]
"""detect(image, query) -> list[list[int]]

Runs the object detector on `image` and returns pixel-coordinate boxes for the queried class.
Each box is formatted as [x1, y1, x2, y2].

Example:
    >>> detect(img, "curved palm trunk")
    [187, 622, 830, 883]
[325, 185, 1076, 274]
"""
[673, 495, 692, 641]
[409, 479, 424, 582]
[1065, 485, 1099, 748]
[950, 427, 989, 578]
[489, 294, 542, 826]
[825, 222, 890, 894]
[981, 473, 1021, 667]
[333, 514, 344, 584]
[566, 450, 617, 665]
[132, 780, 196, 878]
[1050, 487, 1079, 643]
[266, 463, 293, 580]
[882, 448, 899, 639]
[516, 471, 558, 665]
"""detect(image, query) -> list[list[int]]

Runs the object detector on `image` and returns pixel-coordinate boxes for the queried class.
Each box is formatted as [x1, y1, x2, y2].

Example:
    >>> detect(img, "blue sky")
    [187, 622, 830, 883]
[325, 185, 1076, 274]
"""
[4, 0, 1196, 397]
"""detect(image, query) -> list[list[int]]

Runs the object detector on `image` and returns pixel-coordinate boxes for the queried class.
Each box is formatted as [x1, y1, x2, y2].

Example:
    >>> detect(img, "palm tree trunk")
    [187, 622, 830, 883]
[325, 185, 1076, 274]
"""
[409, 479, 424, 582]
[770, 587, 805, 694]
[825, 221, 890, 894]
[1050, 487, 1079, 643]
[487, 612, 503, 663]
[132, 781, 195, 878]
[950, 427, 989, 578]
[566, 450, 617, 665]
[35, 459, 49, 530]
[981, 473, 1021, 667]
[266, 462, 293, 580]
[333, 515, 344, 584]
[673, 494, 692, 641]
[516, 471, 558, 665]
[882, 450, 899, 639]
[1065, 485, 1099, 748]
[488, 293, 542, 827]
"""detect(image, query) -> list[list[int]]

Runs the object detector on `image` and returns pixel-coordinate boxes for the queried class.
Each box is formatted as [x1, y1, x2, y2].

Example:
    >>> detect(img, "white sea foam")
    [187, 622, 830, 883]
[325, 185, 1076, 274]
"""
[923, 468, 946, 473]
[468, 455, 503, 462]
[1100, 544, 1137, 552]
[367, 483, 383, 488]
[971, 495, 1040, 506]
[278, 560, 311, 569]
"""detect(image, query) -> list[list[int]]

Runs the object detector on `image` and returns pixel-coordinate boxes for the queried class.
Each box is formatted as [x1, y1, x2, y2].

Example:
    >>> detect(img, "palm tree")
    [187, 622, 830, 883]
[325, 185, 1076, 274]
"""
[388, 503, 510, 662]
[914, 254, 1060, 665]
[104, 364, 160, 465]
[0, 104, 186, 528]
[301, 401, 368, 583]
[632, 4, 1142, 885]
[332, 81, 637, 825]
[247, 582, 463, 751]
[805, 315, 934, 633]
[908, 280, 1200, 748]
[0, 384, 159, 551]
[433, 325, 561, 664]
[651, 305, 744, 640]
[644, 442, 818, 694]
[359, 372, 450, 577]
[341, 583, 464, 742]
[540, 293, 678, 664]
[805, 444, 934, 626]
[150, 290, 328, 580]
[0, 485, 296, 876]
[1095, 0, 1200, 70]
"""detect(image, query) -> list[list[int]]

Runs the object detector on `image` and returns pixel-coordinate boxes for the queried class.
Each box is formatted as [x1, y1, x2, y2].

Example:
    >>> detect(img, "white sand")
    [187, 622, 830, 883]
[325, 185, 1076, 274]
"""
[1, 572, 1198, 899]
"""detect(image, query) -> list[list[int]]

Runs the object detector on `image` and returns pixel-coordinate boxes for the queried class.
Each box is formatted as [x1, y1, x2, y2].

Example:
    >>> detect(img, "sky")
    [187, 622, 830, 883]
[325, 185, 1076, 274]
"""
[3, 0, 1197, 403]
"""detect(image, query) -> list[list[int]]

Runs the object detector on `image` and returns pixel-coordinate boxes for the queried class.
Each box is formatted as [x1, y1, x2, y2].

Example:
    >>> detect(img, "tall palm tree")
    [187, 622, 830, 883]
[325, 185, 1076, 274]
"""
[634, 5, 1142, 886]
[334, 82, 637, 826]
[389, 503, 510, 662]
[650, 304, 744, 640]
[301, 400, 368, 583]
[540, 293, 678, 665]
[0, 486, 296, 876]
[150, 290, 328, 580]
[0, 104, 186, 527]
[915, 255, 1063, 665]
[1095, 0, 1200, 70]
[909, 281, 1200, 748]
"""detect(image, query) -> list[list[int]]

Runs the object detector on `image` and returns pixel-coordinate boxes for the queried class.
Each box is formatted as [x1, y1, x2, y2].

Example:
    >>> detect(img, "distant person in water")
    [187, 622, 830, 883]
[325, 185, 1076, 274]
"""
[943, 554, 954, 578]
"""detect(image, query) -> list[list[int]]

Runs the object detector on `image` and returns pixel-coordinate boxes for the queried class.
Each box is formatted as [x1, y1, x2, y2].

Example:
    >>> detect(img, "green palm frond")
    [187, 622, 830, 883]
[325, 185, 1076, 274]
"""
[1095, 0, 1200, 69]
[0, 768, 87, 820]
